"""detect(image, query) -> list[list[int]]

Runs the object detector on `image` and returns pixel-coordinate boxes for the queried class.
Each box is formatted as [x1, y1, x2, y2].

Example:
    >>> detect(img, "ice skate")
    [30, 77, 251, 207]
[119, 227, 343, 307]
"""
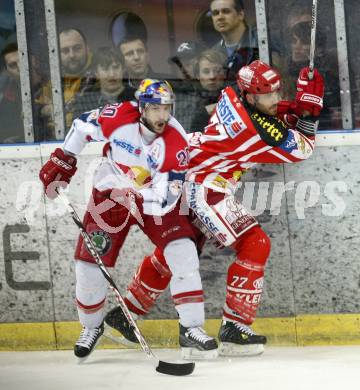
[104, 306, 139, 346]
[179, 324, 218, 360]
[218, 320, 266, 356]
[74, 322, 104, 361]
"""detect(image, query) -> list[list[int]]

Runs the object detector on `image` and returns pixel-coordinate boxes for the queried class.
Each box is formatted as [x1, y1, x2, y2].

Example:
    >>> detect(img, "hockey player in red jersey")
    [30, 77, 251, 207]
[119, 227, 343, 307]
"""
[104, 60, 325, 357]
[39, 79, 218, 360]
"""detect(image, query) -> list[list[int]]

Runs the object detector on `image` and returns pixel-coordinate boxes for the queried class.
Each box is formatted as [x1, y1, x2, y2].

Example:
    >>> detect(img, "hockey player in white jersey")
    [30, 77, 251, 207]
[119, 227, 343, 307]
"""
[39, 79, 218, 360]
[104, 61, 325, 357]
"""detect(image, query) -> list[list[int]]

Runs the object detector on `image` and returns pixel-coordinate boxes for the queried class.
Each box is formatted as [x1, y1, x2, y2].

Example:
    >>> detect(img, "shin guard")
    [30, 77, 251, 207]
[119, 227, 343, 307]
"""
[75, 261, 108, 329]
[164, 239, 205, 328]
[125, 248, 172, 315]
[223, 226, 271, 325]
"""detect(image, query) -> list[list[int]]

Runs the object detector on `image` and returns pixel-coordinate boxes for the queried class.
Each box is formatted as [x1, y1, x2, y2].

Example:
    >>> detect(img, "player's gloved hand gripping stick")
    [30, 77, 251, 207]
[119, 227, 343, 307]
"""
[277, 0, 323, 123]
[56, 189, 195, 376]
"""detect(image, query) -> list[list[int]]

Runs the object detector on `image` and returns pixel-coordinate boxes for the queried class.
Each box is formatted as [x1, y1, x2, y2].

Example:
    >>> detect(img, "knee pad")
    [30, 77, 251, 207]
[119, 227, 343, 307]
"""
[233, 226, 271, 268]
[164, 238, 202, 298]
[164, 238, 199, 278]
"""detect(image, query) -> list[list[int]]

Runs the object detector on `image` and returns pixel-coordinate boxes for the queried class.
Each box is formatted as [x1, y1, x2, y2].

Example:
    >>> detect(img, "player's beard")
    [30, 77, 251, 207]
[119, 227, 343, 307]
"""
[152, 121, 166, 133]
[146, 119, 166, 134]
[267, 105, 278, 116]
[141, 115, 167, 134]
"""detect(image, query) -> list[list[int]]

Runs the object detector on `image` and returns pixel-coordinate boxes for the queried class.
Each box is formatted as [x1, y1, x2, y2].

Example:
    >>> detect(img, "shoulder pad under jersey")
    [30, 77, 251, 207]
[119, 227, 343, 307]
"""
[77, 108, 101, 126]
[249, 110, 288, 146]
[147, 124, 189, 173]
[98, 101, 140, 138]
[161, 125, 189, 172]
[213, 86, 255, 139]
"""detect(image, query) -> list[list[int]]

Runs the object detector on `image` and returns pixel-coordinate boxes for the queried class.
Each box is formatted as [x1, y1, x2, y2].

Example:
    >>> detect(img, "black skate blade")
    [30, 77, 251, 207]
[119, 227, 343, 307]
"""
[156, 360, 195, 376]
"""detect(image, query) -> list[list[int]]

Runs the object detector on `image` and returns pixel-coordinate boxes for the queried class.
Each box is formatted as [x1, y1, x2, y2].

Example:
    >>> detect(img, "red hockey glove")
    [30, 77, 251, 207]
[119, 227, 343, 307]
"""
[295, 67, 324, 116]
[39, 148, 77, 199]
[277, 100, 299, 128]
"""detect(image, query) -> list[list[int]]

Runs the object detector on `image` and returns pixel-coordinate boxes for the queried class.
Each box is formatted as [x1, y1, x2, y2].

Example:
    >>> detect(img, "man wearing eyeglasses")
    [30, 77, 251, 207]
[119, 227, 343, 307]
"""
[210, 0, 258, 86]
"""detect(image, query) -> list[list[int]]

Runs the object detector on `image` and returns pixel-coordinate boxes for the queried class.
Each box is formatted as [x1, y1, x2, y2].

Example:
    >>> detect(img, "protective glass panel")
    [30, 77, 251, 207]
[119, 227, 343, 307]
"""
[171, 0, 257, 132]
[0, 0, 24, 144]
[48, 0, 259, 136]
[51, 0, 170, 137]
[268, 0, 341, 130]
[23, 1, 54, 142]
[345, 0, 360, 129]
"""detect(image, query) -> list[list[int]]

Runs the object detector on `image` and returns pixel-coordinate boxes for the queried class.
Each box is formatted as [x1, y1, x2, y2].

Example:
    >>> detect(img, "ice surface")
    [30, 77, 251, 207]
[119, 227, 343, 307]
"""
[0, 346, 359, 390]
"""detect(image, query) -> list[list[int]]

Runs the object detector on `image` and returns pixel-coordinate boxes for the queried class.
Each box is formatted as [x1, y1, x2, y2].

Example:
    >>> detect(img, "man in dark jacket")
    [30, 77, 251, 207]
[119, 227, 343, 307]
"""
[119, 36, 169, 89]
[72, 47, 136, 118]
[210, 0, 258, 85]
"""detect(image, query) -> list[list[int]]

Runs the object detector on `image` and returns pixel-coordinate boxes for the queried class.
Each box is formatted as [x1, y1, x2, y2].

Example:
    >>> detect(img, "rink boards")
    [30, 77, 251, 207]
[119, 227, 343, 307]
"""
[0, 138, 360, 349]
[2, 314, 360, 351]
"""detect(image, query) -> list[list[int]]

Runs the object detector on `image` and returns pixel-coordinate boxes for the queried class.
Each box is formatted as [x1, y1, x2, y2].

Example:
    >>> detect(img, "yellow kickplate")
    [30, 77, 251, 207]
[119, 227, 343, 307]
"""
[296, 313, 360, 346]
[1, 314, 360, 351]
[55, 321, 82, 350]
[0, 323, 56, 351]
[252, 317, 297, 346]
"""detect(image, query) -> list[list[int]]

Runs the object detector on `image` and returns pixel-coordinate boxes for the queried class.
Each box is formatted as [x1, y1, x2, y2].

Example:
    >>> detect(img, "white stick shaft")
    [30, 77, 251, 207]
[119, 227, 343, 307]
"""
[309, 0, 318, 80]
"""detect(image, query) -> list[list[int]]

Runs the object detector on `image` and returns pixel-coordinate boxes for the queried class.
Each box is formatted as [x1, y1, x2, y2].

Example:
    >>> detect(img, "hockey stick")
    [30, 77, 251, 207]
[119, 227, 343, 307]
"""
[308, 0, 318, 80]
[56, 190, 195, 376]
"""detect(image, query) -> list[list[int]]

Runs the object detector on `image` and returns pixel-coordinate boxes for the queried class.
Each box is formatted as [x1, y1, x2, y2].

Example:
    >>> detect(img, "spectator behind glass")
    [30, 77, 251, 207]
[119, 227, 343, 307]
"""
[36, 28, 95, 136]
[118, 36, 168, 89]
[72, 47, 136, 119]
[190, 49, 226, 132]
[168, 41, 205, 132]
[210, 0, 258, 86]
[269, 3, 313, 73]
[168, 41, 203, 91]
[281, 21, 340, 129]
[287, 4, 312, 29]
[0, 42, 25, 143]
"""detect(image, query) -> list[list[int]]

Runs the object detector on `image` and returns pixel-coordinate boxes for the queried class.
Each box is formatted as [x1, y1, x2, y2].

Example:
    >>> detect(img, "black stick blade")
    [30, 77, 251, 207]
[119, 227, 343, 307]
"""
[156, 360, 195, 376]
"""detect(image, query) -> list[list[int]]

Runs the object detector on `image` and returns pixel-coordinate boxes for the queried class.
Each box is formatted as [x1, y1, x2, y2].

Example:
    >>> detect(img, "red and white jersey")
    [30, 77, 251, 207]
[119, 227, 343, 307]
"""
[63, 101, 190, 215]
[187, 86, 315, 193]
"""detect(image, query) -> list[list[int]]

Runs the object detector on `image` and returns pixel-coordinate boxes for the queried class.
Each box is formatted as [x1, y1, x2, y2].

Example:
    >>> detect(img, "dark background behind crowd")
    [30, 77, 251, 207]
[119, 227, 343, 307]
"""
[1, 0, 359, 144]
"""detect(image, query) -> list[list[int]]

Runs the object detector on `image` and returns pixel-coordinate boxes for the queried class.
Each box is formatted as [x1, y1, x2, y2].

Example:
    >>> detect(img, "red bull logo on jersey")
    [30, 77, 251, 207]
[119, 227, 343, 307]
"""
[126, 165, 151, 187]
[216, 93, 247, 139]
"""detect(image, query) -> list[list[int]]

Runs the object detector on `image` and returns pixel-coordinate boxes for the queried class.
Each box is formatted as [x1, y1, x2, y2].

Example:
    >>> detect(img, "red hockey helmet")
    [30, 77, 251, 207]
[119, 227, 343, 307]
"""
[236, 60, 281, 95]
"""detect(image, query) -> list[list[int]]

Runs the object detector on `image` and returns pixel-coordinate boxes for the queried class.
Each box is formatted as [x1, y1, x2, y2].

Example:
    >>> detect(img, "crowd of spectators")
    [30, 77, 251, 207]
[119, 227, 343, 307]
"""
[0, 0, 353, 144]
